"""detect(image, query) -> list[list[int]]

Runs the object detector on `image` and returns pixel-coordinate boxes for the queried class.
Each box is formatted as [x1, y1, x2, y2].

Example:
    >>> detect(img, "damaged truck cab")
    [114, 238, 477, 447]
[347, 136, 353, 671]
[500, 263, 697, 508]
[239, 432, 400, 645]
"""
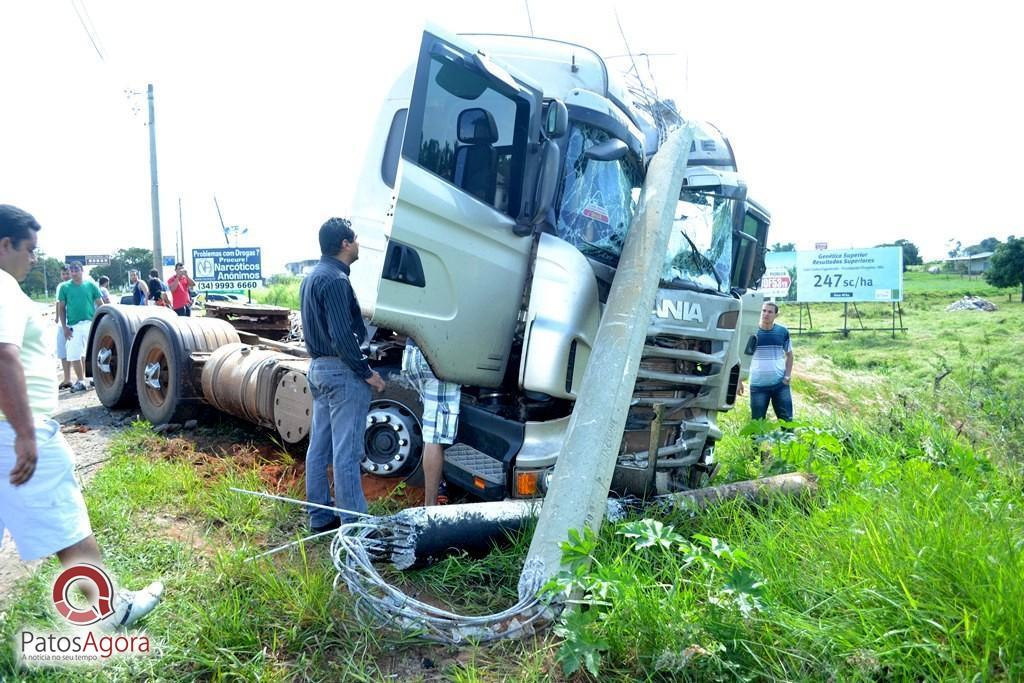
[350, 29, 771, 500]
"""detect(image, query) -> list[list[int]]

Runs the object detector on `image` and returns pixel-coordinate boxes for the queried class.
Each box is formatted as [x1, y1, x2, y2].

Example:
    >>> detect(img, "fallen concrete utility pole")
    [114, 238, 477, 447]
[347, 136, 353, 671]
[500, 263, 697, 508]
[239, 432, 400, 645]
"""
[234, 471, 815, 643]
[371, 472, 817, 571]
[518, 123, 696, 599]
[658, 471, 818, 512]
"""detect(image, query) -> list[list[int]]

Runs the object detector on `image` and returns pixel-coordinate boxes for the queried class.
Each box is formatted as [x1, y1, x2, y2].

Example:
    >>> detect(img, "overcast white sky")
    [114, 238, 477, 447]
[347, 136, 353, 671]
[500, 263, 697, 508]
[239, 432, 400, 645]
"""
[2, 0, 1021, 272]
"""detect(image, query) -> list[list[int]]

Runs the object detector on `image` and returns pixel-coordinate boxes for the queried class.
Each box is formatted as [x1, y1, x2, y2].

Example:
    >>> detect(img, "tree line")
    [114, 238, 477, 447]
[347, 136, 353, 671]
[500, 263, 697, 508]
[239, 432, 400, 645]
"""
[20, 248, 154, 299]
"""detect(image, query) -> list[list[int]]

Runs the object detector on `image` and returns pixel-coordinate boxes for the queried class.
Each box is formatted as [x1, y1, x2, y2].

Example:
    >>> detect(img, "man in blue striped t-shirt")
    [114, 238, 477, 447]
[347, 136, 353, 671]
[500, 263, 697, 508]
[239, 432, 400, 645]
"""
[743, 301, 794, 422]
[300, 217, 385, 532]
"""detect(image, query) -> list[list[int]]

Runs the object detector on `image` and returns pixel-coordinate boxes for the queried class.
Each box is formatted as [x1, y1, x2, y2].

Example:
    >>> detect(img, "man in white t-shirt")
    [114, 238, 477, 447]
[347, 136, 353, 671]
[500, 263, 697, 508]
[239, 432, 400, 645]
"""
[0, 204, 163, 628]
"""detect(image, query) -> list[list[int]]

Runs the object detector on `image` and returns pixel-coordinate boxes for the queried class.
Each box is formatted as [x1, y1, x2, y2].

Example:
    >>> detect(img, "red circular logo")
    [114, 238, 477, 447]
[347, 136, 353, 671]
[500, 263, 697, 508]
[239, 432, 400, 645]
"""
[51, 563, 116, 625]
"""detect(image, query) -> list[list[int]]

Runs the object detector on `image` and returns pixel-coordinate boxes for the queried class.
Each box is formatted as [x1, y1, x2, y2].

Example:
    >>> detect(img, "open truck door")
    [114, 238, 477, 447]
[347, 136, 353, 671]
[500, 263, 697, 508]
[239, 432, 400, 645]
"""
[732, 198, 771, 292]
[735, 199, 772, 374]
[372, 29, 545, 387]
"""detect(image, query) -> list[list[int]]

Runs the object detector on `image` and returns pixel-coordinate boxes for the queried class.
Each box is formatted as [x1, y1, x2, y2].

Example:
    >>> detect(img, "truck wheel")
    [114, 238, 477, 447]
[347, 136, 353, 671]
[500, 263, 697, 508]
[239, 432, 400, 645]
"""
[361, 368, 423, 478]
[135, 326, 192, 425]
[91, 314, 132, 408]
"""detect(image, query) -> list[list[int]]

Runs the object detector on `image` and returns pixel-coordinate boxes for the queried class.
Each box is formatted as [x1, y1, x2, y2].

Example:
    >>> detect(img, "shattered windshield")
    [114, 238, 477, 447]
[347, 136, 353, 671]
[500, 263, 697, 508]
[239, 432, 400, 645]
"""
[662, 190, 734, 293]
[555, 124, 642, 265]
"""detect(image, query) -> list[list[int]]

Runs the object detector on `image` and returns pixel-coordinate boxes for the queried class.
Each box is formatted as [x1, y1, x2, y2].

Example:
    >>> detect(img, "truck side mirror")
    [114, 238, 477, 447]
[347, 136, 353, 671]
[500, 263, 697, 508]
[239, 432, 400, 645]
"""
[744, 334, 758, 355]
[543, 100, 568, 138]
[515, 139, 560, 236]
[583, 138, 628, 162]
[682, 167, 747, 202]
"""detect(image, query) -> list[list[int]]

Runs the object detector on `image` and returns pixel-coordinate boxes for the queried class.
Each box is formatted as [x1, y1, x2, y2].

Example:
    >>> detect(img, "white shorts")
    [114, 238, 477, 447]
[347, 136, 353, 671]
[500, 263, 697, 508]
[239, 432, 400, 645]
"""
[65, 320, 92, 360]
[0, 418, 93, 561]
[55, 323, 68, 361]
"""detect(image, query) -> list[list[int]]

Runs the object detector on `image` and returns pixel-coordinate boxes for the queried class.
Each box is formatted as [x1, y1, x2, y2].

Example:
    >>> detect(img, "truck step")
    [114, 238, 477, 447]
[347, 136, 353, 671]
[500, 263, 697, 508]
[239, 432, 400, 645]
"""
[443, 442, 507, 501]
[444, 443, 504, 484]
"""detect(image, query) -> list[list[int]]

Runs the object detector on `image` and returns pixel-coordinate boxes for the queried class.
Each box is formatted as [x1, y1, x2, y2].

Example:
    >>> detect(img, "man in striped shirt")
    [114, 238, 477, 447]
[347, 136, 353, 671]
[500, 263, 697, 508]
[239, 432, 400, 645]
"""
[300, 217, 385, 532]
[742, 301, 794, 422]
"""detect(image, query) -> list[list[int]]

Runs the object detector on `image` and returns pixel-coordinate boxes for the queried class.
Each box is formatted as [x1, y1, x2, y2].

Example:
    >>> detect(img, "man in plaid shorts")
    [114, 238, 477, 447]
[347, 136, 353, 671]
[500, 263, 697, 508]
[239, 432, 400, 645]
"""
[402, 340, 460, 506]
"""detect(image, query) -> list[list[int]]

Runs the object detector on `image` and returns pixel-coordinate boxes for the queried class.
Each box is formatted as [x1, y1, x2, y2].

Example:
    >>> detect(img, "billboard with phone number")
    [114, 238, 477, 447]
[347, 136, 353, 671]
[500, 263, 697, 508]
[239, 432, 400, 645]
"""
[192, 247, 262, 291]
[796, 247, 902, 302]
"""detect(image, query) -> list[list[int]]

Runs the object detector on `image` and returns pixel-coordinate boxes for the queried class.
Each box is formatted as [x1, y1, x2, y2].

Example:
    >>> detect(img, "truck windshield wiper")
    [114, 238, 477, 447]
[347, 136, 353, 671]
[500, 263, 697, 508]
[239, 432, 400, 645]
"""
[580, 239, 621, 261]
[678, 229, 723, 290]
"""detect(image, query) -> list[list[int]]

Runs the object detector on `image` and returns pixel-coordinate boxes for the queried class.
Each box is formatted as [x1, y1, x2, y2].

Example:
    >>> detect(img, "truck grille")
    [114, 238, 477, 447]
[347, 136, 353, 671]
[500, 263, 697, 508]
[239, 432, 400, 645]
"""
[633, 334, 719, 406]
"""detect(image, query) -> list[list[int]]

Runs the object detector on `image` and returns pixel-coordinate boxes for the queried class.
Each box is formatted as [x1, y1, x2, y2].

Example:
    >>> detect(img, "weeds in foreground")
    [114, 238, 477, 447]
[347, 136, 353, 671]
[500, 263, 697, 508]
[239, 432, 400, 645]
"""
[543, 523, 762, 679]
[528, 412, 1024, 681]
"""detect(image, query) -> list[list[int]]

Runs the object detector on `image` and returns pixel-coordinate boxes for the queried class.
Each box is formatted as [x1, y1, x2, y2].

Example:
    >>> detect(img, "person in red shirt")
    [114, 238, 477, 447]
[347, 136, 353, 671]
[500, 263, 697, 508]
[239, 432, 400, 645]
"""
[167, 262, 196, 316]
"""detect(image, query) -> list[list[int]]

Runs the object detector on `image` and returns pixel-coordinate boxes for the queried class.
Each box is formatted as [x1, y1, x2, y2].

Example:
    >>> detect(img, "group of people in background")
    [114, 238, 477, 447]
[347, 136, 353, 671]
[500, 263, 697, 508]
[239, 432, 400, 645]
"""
[49, 261, 196, 394]
[127, 263, 196, 316]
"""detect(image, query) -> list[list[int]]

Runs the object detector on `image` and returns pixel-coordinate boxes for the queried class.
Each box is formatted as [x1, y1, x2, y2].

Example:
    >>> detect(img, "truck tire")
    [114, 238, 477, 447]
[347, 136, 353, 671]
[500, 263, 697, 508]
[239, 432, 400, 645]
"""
[86, 304, 179, 408]
[90, 314, 132, 408]
[135, 326, 190, 425]
[361, 366, 423, 478]
[133, 318, 240, 425]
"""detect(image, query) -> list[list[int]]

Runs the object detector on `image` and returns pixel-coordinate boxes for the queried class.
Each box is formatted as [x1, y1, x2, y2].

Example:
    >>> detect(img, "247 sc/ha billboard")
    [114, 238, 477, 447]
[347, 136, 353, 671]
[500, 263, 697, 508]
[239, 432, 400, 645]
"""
[796, 246, 903, 302]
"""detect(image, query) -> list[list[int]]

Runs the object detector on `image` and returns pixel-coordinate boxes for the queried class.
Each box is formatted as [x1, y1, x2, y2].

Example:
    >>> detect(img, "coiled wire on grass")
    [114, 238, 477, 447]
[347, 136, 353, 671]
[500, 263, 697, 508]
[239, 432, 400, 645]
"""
[232, 487, 552, 644]
[328, 515, 550, 643]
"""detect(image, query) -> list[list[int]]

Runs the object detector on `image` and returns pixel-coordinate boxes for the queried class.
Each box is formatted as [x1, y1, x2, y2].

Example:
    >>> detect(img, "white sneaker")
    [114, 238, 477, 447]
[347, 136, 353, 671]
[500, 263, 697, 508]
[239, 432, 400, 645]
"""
[71, 380, 88, 393]
[103, 581, 164, 629]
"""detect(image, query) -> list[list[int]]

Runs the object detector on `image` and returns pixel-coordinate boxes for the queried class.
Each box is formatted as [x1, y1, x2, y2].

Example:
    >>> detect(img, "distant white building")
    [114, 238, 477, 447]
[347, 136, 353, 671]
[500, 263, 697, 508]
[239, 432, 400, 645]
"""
[284, 259, 318, 276]
[944, 251, 994, 275]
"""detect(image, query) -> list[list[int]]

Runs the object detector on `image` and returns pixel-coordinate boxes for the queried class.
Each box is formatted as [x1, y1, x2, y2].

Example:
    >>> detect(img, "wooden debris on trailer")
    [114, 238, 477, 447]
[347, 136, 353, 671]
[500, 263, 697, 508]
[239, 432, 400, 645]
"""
[204, 301, 292, 340]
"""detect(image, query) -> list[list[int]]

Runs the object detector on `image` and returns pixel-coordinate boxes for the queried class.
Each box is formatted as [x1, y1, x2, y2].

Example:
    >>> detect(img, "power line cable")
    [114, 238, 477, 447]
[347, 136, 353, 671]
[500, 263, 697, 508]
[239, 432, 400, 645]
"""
[231, 487, 553, 643]
[524, 0, 535, 36]
[612, 8, 683, 143]
[76, 0, 106, 54]
[69, 0, 105, 61]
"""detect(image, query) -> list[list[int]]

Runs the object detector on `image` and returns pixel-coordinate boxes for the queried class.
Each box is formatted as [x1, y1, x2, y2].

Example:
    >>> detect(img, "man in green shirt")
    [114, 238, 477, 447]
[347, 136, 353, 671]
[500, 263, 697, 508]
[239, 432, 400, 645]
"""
[57, 261, 102, 392]
[54, 265, 72, 389]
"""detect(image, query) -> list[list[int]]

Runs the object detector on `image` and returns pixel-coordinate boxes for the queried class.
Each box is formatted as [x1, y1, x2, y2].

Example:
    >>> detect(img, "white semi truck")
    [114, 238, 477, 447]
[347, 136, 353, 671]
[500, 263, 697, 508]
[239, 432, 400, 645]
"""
[86, 29, 771, 503]
[349, 29, 772, 499]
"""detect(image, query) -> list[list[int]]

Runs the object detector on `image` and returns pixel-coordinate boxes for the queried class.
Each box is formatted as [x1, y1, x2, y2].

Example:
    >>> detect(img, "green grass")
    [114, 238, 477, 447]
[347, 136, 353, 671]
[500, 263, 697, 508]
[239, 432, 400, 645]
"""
[902, 270, 1010, 297]
[0, 423, 544, 681]
[252, 277, 301, 310]
[3, 277, 1024, 680]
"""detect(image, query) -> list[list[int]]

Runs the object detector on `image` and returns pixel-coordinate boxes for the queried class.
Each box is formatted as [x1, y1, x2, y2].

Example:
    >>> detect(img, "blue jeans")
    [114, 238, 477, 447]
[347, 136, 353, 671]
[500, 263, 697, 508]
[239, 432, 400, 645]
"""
[305, 358, 372, 526]
[750, 381, 793, 422]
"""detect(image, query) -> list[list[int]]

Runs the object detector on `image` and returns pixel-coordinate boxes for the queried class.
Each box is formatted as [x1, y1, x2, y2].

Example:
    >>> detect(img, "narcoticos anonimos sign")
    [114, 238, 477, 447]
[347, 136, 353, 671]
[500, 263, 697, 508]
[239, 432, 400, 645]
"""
[761, 246, 903, 303]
